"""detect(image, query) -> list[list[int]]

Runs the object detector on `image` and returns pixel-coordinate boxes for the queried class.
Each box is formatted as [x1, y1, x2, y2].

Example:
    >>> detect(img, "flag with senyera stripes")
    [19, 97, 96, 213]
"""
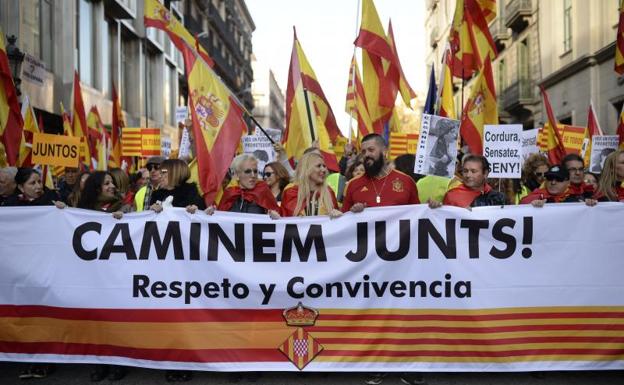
[0, 29, 24, 166]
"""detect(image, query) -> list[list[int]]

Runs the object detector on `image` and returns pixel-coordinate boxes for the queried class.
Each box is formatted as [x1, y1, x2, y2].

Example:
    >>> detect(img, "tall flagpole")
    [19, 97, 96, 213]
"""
[302, 88, 316, 142]
[348, 0, 362, 144]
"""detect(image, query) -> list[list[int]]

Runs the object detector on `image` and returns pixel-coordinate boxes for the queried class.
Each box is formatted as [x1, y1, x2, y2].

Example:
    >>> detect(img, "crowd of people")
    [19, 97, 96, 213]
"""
[1, 134, 623, 383]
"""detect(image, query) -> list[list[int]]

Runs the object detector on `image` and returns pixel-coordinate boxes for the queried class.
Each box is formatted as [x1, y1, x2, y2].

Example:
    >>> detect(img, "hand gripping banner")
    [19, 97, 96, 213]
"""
[1, 204, 623, 372]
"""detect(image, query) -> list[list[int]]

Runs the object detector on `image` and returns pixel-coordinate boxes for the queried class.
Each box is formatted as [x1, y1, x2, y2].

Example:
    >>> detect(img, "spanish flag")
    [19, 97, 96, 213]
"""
[539, 85, 566, 165]
[183, 46, 248, 205]
[617, 104, 624, 149]
[386, 20, 416, 108]
[87, 106, 108, 171]
[0, 29, 23, 166]
[449, 0, 497, 79]
[109, 84, 123, 168]
[144, 0, 214, 68]
[616, 0, 624, 75]
[477, 0, 497, 23]
[17, 96, 40, 167]
[459, 57, 497, 155]
[345, 54, 374, 137]
[438, 46, 456, 119]
[72, 71, 92, 170]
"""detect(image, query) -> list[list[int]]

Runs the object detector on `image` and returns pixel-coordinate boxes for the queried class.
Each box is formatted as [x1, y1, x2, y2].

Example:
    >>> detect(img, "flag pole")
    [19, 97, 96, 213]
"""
[348, 0, 362, 145]
[248, 115, 276, 145]
[302, 88, 316, 142]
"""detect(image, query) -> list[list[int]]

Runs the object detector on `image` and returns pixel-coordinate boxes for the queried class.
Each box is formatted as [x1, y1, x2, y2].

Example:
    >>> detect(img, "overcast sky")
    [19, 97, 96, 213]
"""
[246, 0, 426, 135]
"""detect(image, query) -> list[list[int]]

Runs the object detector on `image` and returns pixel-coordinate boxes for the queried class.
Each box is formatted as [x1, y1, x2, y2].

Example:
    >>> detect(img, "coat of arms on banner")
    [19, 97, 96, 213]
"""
[278, 303, 323, 370]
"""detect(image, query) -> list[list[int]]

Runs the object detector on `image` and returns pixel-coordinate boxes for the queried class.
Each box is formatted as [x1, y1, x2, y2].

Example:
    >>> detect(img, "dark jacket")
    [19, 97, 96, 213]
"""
[150, 182, 206, 210]
[2, 189, 60, 207]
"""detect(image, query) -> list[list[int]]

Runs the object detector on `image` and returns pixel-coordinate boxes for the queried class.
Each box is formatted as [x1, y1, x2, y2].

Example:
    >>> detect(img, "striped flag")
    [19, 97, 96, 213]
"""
[72, 71, 92, 170]
[616, 0, 624, 75]
[345, 54, 374, 137]
[0, 29, 24, 166]
[121, 128, 142, 156]
[539, 85, 566, 164]
[17, 96, 40, 167]
[438, 46, 456, 119]
[389, 132, 419, 160]
[617, 104, 624, 149]
[459, 57, 498, 155]
[278, 327, 324, 370]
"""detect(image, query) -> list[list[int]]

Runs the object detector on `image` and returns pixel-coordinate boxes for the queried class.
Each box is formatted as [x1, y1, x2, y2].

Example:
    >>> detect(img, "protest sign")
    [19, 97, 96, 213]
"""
[483, 125, 522, 178]
[414, 114, 460, 178]
[521, 128, 540, 162]
[31, 133, 80, 167]
[2, 204, 622, 372]
[589, 135, 619, 173]
[175, 106, 188, 125]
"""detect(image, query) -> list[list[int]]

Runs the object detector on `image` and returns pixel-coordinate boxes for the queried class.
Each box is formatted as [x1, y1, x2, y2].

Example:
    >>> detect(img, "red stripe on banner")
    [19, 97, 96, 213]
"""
[0, 305, 284, 323]
[319, 312, 624, 322]
[317, 336, 624, 346]
[141, 128, 161, 135]
[321, 348, 624, 358]
[0, 341, 284, 363]
[309, 324, 624, 334]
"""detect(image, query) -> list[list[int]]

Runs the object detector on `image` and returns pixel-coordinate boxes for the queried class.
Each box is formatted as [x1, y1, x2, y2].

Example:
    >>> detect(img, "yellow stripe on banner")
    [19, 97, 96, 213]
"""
[315, 318, 624, 327]
[321, 342, 624, 352]
[0, 318, 291, 350]
[312, 330, 624, 339]
[315, 355, 624, 363]
[318, 307, 624, 315]
[288, 334, 294, 362]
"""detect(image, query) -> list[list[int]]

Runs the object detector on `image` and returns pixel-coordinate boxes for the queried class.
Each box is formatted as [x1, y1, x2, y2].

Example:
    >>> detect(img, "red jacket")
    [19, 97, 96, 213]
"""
[217, 181, 279, 212]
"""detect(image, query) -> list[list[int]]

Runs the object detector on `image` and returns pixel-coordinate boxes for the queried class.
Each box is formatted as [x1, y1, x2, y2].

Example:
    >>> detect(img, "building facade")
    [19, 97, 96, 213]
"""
[424, 0, 624, 134]
[0, 0, 254, 152]
[251, 58, 285, 131]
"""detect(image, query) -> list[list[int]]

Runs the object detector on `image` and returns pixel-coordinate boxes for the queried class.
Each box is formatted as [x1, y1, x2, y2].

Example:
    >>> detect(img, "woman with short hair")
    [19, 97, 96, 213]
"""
[149, 159, 205, 213]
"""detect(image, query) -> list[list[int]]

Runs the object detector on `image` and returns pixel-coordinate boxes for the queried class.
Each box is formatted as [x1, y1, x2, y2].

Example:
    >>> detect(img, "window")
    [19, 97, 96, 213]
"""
[19, 0, 40, 59]
[563, 0, 572, 53]
[497, 59, 506, 92]
[77, 0, 95, 87]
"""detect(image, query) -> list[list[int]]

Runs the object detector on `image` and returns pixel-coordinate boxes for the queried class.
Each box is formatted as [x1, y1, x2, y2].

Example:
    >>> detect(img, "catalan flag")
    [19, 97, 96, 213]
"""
[121, 128, 142, 157]
[0, 29, 24, 166]
[477, 0, 497, 24]
[72, 71, 92, 170]
[616, 0, 624, 75]
[539, 85, 566, 164]
[459, 58, 498, 155]
[109, 84, 123, 168]
[449, 0, 497, 79]
[386, 20, 416, 108]
[87, 106, 108, 171]
[17, 96, 40, 167]
[345, 54, 374, 137]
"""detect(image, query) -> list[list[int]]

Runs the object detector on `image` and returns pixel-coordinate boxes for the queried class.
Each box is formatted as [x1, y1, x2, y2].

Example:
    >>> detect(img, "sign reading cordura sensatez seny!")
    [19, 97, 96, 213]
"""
[0, 205, 623, 372]
[483, 125, 523, 179]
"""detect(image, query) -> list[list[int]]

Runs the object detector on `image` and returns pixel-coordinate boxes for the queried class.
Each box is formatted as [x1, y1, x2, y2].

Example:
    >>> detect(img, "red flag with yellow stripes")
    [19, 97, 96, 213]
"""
[459, 58, 498, 155]
[616, 0, 624, 75]
[438, 46, 456, 119]
[0, 30, 24, 166]
[449, 0, 497, 79]
[539, 85, 566, 164]
[345, 54, 374, 137]
[17, 96, 40, 167]
[72, 71, 92, 170]
[617, 104, 624, 149]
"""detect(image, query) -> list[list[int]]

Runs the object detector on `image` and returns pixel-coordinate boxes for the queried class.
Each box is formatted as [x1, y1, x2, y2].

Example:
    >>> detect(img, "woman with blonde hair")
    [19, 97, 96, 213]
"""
[595, 149, 624, 202]
[277, 152, 341, 218]
[149, 159, 205, 212]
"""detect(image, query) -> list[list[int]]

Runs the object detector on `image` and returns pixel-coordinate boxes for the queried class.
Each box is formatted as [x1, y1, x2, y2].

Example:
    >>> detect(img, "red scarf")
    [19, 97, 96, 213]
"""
[217, 181, 279, 212]
[443, 183, 493, 208]
[520, 187, 571, 204]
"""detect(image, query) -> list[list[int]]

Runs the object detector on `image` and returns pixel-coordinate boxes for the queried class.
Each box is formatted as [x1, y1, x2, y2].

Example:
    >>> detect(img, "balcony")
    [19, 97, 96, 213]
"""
[502, 78, 534, 114]
[505, 0, 532, 33]
[489, 19, 509, 52]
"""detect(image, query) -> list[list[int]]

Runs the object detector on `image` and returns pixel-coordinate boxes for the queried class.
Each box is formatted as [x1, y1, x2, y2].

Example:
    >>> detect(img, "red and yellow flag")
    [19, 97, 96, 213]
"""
[386, 21, 416, 108]
[17, 96, 40, 167]
[183, 47, 248, 205]
[616, 0, 624, 75]
[449, 0, 497, 79]
[109, 84, 123, 168]
[87, 106, 108, 171]
[0, 30, 24, 166]
[539, 85, 566, 165]
[144, 0, 214, 68]
[284, 29, 341, 164]
[72, 71, 92, 169]
[477, 0, 497, 24]
[459, 58, 498, 155]
[617, 104, 624, 149]
[438, 46, 456, 119]
[345, 54, 374, 137]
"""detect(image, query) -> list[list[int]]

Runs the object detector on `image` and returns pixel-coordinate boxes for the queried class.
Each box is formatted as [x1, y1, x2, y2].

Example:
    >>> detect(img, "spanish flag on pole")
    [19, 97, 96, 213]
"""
[87, 106, 108, 171]
[386, 20, 416, 108]
[144, 0, 214, 68]
[345, 54, 374, 137]
[449, 0, 497, 79]
[616, 0, 624, 75]
[17, 96, 40, 167]
[108, 84, 123, 168]
[0, 29, 23, 167]
[538, 85, 567, 165]
[437, 46, 456, 119]
[182, 47, 248, 205]
[72, 71, 92, 170]
[459, 57, 497, 155]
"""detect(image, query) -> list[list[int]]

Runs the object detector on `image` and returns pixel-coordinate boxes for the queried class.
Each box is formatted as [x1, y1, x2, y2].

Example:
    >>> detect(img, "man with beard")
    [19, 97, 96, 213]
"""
[342, 134, 419, 212]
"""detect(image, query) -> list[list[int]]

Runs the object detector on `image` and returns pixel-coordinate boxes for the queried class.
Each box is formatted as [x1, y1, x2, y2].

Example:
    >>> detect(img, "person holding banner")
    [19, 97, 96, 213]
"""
[520, 165, 597, 206]
[77, 171, 131, 218]
[0, 166, 17, 205]
[2, 168, 63, 208]
[342, 134, 419, 213]
[513, 154, 550, 204]
[149, 159, 205, 214]
[134, 156, 164, 212]
[277, 152, 341, 218]
[442, 155, 506, 208]
[562, 154, 594, 198]
[213, 154, 279, 214]
[263, 161, 291, 203]
[595, 149, 624, 202]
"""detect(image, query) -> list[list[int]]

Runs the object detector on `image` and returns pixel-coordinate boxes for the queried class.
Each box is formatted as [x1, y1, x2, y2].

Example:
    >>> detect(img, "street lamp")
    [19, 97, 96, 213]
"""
[5, 35, 24, 97]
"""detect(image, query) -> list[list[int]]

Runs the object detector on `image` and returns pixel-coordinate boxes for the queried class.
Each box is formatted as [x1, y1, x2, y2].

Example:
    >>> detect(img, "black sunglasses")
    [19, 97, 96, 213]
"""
[146, 164, 160, 171]
[263, 172, 273, 178]
[535, 172, 546, 177]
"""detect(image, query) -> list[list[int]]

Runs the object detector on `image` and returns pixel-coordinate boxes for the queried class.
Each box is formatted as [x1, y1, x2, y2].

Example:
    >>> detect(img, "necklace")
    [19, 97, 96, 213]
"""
[370, 168, 389, 204]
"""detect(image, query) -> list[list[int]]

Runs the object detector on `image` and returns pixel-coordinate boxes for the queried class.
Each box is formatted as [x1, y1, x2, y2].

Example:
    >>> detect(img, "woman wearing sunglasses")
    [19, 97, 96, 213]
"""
[262, 161, 290, 203]
[520, 165, 597, 207]
[149, 159, 205, 215]
[213, 154, 279, 214]
[512, 154, 550, 204]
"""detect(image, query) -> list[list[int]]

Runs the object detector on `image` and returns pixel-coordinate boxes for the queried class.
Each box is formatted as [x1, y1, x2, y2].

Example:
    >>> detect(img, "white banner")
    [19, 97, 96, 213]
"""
[589, 135, 619, 173]
[484, 125, 522, 178]
[1, 204, 623, 372]
[414, 114, 460, 178]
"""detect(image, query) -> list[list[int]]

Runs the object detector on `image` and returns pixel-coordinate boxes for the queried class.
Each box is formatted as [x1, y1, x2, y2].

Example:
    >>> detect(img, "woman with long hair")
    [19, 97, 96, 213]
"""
[263, 161, 290, 202]
[109, 168, 134, 208]
[68, 171, 90, 207]
[512, 154, 550, 204]
[149, 159, 205, 214]
[277, 152, 341, 218]
[596, 149, 624, 202]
